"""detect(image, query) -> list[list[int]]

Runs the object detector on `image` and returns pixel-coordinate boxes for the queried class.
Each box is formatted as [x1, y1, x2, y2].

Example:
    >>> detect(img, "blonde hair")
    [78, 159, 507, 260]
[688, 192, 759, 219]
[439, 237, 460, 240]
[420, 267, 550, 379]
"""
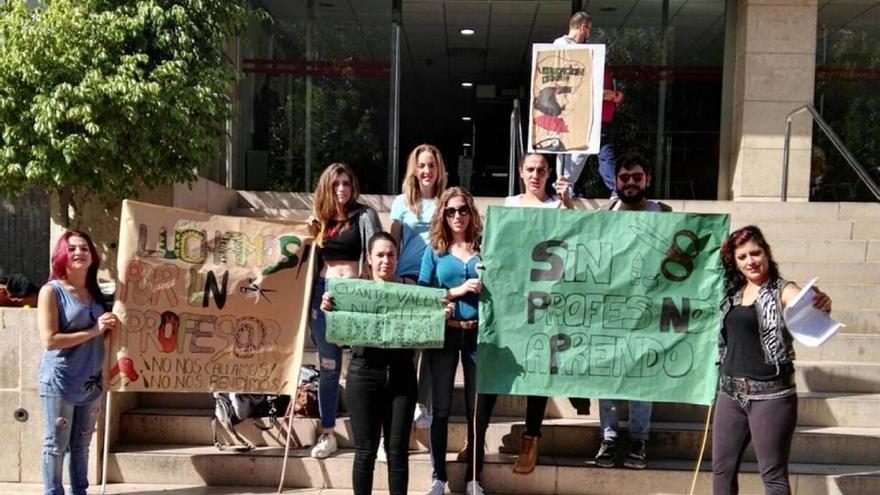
[313, 163, 360, 247]
[401, 144, 447, 218]
[428, 187, 482, 255]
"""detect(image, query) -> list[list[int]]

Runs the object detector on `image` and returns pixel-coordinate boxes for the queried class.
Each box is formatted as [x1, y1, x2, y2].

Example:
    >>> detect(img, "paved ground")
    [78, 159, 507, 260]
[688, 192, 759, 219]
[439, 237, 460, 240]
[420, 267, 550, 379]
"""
[0, 484, 428, 495]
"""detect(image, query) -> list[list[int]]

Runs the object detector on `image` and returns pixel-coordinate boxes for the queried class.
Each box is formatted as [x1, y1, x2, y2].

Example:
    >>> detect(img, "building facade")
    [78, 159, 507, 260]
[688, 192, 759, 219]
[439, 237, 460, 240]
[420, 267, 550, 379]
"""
[223, 0, 879, 202]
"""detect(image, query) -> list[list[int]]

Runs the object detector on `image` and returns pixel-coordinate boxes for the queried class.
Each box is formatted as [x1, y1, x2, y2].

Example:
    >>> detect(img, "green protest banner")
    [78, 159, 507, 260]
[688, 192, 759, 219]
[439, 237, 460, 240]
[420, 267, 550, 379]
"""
[477, 207, 729, 405]
[326, 278, 447, 348]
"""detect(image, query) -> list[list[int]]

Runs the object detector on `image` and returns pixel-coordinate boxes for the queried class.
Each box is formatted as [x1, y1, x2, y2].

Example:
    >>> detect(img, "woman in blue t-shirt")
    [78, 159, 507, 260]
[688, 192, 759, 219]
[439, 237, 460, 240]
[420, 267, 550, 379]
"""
[419, 187, 492, 495]
[390, 144, 448, 429]
[37, 230, 120, 495]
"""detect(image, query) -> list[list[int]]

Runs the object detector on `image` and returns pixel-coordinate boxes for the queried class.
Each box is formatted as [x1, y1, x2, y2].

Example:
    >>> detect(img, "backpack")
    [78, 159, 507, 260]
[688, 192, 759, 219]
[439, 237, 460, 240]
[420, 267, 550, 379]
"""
[212, 393, 291, 451]
[293, 365, 320, 418]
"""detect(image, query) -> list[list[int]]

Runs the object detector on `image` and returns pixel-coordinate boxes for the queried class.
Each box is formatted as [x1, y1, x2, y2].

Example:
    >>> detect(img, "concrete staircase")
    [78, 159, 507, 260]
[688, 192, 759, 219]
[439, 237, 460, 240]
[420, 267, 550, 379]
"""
[107, 196, 880, 494]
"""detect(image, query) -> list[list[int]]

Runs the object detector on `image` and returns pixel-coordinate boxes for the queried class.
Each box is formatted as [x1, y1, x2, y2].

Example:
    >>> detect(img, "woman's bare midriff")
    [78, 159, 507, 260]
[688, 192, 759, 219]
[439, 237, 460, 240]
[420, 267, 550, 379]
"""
[321, 260, 359, 279]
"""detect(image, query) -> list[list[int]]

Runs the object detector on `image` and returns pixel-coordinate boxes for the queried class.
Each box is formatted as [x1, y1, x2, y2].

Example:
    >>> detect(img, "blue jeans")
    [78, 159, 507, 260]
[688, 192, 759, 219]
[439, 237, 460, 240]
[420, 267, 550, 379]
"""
[427, 327, 477, 482]
[310, 277, 343, 429]
[599, 399, 652, 441]
[555, 143, 617, 196]
[40, 384, 101, 495]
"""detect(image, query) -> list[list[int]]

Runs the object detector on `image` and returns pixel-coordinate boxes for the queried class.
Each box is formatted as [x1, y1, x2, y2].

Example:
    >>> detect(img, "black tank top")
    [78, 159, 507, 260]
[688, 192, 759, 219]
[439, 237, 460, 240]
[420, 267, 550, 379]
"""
[321, 216, 361, 261]
[721, 304, 791, 380]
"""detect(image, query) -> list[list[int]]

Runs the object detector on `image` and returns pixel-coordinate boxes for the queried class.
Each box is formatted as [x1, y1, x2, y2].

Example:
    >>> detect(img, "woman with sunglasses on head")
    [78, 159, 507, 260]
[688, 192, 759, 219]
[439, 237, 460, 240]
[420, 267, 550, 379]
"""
[503, 153, 573, 475]
[390, 144, 448, 429]
[713, 225, 832, 495]
[419, 187, 490, 495]
[320, 232, 452, 495]
[308, 163, 382, 459]
[37, 230, 120, 495]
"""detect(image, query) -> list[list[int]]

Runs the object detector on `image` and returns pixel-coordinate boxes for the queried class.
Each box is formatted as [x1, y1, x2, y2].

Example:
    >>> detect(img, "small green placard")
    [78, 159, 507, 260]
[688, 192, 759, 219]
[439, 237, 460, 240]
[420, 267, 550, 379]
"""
[326, 278, 447, 348]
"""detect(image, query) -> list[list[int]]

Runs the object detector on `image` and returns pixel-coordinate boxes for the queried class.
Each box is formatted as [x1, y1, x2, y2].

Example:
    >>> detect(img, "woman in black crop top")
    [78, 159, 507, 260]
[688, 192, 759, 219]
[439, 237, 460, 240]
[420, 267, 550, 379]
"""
[713, 226, 832, 495]
[321, 232, 451, 495]
[308, 163, 381, 459]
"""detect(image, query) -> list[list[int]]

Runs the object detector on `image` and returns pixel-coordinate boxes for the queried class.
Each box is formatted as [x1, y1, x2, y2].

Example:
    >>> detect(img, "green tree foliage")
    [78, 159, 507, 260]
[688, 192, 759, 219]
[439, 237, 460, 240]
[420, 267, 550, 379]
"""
[0, 0, 253, 208]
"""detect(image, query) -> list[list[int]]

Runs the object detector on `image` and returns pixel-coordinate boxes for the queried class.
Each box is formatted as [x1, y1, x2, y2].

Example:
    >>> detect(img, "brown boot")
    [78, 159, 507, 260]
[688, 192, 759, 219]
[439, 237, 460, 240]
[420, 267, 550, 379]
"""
[512, 434, 539, 474]
[456, 441, 469, 461]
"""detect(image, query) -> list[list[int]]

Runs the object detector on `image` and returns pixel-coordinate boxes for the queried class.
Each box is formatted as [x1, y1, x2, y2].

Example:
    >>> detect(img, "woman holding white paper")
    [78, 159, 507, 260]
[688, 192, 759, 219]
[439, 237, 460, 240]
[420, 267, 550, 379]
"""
[713, 225, 831, 495]
[321, 232, 450, 495]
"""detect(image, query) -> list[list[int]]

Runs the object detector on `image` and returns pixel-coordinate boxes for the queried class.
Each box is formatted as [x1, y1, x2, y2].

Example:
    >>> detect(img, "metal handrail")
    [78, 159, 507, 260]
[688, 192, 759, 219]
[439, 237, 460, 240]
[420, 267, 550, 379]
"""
[782, 104, 880, 201]
[508, 99, 524, 196]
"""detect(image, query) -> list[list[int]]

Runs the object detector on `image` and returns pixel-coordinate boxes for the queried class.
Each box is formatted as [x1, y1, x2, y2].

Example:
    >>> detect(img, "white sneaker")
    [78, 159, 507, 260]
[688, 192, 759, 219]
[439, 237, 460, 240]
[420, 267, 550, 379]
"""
[466, 480, 485, 495]
[413, 403, 432, 429]
[376, 437, 387, 462]
[425, 479, 447, 495]
[310, 434, 338, 459]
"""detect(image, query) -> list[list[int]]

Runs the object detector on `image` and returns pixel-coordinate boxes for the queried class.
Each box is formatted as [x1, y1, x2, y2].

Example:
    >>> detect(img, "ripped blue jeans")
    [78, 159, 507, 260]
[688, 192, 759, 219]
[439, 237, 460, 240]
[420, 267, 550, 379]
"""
[40, 383, 101, 495]
[310, 277, 343, 429]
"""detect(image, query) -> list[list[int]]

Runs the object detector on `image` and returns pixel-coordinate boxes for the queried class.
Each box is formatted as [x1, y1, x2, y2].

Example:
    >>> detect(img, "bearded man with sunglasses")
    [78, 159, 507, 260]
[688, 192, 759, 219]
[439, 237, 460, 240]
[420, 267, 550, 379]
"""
[594, 151, 671, 470]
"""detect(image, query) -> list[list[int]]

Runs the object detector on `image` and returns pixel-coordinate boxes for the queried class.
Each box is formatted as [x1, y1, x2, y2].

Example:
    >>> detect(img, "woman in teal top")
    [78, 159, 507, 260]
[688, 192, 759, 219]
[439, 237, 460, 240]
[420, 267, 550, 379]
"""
[390, 144, 448, 429]
[390, 144, 447, 280]
[37, 230, 120, 495]
[418, 187, 491, 495]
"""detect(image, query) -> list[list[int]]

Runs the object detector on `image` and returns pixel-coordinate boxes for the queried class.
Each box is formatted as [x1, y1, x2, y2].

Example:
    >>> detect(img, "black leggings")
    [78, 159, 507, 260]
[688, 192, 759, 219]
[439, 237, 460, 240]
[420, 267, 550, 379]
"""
[345, 358, 417, 495]
[712, 392, 798, 495]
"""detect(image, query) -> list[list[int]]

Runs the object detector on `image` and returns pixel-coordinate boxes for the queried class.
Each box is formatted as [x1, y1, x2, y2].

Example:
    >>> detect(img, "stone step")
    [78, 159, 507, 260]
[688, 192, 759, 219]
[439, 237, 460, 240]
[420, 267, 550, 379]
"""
[770, 239, 875, 263]
[794, 334, 880, 363]
[120, 409, 880, 465]
[796, 361, 880, 393]
[820, 285, 880, 313]
[778, 261, 880, 284]
[830, 309, 880, 333]
[235, 194, 880, 223]
[231, 205, 880, 243]
[467, 392, 880, 428]
[107, 444, 880, 494]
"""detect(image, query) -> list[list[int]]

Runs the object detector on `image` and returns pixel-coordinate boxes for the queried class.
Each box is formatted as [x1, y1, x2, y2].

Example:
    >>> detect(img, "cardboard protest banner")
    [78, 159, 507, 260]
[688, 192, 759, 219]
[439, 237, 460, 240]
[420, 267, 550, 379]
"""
[108, 200, 314, 395]
[528, 43, 605, 154]
[326, 278, 446, 348]
[477, 207, 729, 405]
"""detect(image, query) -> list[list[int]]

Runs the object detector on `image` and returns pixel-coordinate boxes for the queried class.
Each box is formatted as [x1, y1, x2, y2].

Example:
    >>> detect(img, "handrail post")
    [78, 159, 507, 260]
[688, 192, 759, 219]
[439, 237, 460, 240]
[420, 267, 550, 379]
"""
[508, 102, 517, 196]
[781, 104, 880, 202]
[781, 118, 793, 202]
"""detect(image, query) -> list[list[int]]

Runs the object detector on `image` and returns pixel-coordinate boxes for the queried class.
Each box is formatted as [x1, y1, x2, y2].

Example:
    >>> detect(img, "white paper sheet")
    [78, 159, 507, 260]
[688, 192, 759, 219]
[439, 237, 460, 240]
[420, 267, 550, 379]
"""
[783, 278, 844, 347]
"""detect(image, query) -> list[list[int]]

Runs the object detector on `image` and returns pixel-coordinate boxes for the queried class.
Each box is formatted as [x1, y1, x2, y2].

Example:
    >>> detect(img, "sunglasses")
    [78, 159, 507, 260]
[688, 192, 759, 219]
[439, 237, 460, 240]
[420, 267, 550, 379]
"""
[617, 172, 645, 183]
[444, 205, 471, 218]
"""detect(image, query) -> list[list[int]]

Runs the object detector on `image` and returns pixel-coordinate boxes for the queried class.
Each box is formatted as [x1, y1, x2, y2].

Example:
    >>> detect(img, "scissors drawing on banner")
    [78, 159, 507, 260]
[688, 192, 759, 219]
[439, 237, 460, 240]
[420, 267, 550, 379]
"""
[629, 218, 703, 282]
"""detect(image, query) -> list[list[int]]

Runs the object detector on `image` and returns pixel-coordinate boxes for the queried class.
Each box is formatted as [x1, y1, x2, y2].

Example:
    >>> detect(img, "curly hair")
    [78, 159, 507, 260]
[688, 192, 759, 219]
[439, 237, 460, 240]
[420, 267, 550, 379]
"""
[428, 187, 482, 255]
[720, 225, 780, 296]
[401, 144, 447, 218]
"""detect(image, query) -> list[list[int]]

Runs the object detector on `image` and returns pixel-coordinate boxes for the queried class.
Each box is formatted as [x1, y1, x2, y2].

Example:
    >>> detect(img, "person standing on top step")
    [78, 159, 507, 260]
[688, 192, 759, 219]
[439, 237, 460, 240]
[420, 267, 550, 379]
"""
[308, 163, 382, 459]
[553, 10, 624, 199]
[713, 225, 831, 495]
[38, 230, 120, 495]
[595, 151, 671, 469]
[390, 144, 448, 430]
[503, 153, 574, 475]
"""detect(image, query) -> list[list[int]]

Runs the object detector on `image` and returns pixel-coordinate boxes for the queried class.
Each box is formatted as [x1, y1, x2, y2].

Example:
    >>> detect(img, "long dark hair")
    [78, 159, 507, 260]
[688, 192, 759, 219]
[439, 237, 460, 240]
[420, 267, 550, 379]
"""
[720, 225, 780, 296]
[50, 230, 104, 304]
